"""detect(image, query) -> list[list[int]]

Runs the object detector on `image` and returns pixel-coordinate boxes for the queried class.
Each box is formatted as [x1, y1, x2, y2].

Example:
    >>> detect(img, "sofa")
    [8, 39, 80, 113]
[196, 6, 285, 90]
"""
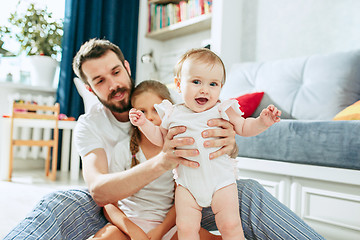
[220, 49, 360, 240]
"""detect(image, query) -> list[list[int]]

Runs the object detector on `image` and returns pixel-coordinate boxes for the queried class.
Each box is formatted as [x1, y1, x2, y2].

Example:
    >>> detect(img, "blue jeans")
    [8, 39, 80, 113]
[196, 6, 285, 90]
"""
[4, 179, 324, 240]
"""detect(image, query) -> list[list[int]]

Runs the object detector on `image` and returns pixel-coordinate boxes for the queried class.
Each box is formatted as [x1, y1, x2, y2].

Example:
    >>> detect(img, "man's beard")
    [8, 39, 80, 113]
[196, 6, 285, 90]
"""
[96, 81, 134, 113]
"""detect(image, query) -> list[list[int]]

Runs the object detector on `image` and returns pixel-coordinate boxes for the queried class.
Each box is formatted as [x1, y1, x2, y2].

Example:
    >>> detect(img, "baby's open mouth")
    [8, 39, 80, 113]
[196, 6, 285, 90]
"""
[195, 97, 208, 105]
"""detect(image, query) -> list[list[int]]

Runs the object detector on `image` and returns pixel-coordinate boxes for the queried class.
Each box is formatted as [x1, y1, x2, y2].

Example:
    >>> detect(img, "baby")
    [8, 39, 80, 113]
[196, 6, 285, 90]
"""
[130, 48, 281, 239]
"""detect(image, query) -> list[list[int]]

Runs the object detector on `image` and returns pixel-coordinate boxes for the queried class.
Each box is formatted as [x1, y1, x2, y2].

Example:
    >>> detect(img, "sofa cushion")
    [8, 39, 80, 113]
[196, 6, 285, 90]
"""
[235, 120, 360, 170]
[232, 92, 264, 118]
[221, 49, 360, 120]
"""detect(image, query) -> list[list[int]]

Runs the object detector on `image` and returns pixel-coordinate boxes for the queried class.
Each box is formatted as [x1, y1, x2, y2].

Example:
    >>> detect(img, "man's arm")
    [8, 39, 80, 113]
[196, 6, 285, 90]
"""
[82, 126, 200, 207]
[82, 148, 171, 206]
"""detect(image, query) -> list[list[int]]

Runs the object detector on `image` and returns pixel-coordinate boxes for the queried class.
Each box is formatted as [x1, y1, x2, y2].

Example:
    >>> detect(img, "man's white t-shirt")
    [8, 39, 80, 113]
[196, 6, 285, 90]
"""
[74, 102, 131, 165]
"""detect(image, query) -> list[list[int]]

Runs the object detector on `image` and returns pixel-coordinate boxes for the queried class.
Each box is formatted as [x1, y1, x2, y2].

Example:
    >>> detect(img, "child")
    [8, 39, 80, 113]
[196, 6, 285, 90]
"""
[129, 49, 281, 239]
[93, 80, 221, 240]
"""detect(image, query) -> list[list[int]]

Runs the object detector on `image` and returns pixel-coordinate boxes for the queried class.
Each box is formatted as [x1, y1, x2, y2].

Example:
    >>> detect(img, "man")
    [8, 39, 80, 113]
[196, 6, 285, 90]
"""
[4, 39, 324, 239]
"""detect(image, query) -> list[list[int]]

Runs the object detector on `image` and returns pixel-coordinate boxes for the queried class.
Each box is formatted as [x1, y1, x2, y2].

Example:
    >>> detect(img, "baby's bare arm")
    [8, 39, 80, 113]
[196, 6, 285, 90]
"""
[129, 108, 164, 146]
[138, 119, 165, 146]
[227, 104, 281, 137]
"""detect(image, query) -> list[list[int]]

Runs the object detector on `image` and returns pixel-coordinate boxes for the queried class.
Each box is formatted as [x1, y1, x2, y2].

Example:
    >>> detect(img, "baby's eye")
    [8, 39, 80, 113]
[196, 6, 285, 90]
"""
[141, 110, 145, 113]
[210, 82, 218, 87]
[192, 80, 200, 84]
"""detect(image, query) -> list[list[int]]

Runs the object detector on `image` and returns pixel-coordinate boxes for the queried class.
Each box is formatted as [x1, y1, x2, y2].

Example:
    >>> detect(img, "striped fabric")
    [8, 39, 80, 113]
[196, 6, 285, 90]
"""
[4, 180, 324, 239]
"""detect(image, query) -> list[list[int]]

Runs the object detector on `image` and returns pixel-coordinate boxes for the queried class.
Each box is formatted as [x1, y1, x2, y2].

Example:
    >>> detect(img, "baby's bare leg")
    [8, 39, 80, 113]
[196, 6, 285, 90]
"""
[211, 184, 245, 240]
[175, 185, 203, 240]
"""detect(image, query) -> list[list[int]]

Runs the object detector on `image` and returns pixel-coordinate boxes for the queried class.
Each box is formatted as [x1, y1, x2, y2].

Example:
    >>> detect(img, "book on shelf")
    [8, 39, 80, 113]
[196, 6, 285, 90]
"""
[148, 0, 212, 33]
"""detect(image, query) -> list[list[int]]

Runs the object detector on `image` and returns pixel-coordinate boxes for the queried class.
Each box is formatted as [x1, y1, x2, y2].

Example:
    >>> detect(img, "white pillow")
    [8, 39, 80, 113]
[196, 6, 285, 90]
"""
[73, 77, 100, 113]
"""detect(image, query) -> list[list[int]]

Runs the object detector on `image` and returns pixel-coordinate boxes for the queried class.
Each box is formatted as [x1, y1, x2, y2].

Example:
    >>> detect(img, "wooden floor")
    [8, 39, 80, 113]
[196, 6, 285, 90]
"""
[1, 168, 85, 238]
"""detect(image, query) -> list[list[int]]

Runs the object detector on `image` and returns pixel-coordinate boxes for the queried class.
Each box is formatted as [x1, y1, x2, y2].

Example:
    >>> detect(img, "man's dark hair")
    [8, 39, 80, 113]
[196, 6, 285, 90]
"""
[73, 38, 126, 84]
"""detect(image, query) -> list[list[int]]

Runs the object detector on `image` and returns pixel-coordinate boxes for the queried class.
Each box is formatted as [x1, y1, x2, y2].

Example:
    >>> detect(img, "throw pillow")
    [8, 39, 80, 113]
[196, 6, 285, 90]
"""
[333, 100, 360, 120]
[73, 77, 100, 113]
[232, 92, 264, 118]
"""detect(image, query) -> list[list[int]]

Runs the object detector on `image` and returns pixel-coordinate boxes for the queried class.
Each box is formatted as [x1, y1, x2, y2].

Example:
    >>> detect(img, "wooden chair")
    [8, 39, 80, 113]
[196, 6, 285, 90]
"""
[8, 101, 60, 181]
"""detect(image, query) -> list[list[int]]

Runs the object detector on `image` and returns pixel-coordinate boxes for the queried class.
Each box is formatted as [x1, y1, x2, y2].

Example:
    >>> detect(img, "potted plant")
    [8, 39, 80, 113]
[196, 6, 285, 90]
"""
[0, 1, 63, 87]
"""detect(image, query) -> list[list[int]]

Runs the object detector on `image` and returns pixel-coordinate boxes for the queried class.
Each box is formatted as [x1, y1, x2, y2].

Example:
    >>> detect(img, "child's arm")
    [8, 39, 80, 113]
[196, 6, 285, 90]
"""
[103, 203, 149, 240]
[129, 108, 165, 146]
[146, 205, 176, 239]
[227, 104, 281, 137]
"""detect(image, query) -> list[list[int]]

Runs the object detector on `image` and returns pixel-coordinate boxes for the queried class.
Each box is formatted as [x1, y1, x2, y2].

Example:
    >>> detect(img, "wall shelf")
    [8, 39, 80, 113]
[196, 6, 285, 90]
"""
[146, 13, 211, 41]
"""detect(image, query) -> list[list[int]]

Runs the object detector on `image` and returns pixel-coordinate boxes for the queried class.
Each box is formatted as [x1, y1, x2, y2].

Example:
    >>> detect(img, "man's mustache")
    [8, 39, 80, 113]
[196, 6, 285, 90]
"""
[108, 87, 129, 101]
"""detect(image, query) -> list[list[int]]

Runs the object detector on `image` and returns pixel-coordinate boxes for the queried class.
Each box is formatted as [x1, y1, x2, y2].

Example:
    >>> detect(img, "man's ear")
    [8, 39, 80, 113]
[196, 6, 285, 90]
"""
[124, 60, 131, 76]
[85, 84, 95, 94]
[174, 78, 181, 93]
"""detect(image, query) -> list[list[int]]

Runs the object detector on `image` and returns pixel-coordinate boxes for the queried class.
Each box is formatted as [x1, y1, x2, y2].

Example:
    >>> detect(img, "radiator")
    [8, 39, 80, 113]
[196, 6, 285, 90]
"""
[8, 93, 56, 160]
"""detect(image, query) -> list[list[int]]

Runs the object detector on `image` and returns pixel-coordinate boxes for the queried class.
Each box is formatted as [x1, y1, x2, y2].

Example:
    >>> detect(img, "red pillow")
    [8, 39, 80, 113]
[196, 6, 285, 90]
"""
[232, 92, 264, 118]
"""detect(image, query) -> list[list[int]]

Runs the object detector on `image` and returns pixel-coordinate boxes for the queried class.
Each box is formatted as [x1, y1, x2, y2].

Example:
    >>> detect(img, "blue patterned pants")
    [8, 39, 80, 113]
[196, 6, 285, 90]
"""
[4, 179, 324, 240]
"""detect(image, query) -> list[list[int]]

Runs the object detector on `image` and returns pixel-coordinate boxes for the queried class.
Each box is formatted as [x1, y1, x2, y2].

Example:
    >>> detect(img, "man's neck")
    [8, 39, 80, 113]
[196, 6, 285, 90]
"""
[111, 110, 130, 122]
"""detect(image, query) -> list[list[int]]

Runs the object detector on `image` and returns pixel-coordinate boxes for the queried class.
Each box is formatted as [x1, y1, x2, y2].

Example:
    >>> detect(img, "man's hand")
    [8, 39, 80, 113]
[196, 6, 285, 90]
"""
[161, 126, 200, 170]
[202, 118, 237, 159]
[129, 108, 146, 126]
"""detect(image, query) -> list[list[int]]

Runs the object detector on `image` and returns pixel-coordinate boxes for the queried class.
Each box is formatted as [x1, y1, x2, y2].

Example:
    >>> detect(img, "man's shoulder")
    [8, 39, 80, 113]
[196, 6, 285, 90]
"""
[78, 103, 106, 121]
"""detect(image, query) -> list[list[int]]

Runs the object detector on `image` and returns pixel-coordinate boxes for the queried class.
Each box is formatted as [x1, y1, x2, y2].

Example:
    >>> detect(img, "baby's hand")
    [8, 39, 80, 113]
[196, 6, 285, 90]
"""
[129, 108, 146, 126]
[259, 104, 281, 127]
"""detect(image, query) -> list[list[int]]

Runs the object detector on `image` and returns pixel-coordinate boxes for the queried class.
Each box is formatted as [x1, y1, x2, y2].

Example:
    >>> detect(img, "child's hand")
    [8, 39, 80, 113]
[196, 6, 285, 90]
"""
[259, 104, 281, 127]
[147, 226, 164, 240]
[129, 108, 146, 126]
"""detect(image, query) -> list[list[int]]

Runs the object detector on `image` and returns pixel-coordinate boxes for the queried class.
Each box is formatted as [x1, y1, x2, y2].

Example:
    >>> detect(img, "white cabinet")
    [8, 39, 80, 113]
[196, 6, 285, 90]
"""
[237, 157, 360, 240]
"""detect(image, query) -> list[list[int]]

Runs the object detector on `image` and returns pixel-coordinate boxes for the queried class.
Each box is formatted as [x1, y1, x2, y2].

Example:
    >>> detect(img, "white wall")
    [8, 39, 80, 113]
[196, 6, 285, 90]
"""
[240, 0, 360, 62]
[136, 0, 360, 82]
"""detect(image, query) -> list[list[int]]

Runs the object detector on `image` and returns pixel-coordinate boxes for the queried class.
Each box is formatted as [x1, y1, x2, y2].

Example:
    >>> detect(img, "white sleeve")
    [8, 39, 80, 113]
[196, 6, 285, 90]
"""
[154, 99, 174, 130]
[218, 99, 244, 121]
[74, 115, 105, 158]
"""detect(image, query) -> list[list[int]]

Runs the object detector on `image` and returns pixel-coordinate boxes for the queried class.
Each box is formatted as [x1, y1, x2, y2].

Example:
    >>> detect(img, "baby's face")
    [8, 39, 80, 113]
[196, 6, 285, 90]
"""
[132, 91, 163, 126]
[177, 59, 223, 113]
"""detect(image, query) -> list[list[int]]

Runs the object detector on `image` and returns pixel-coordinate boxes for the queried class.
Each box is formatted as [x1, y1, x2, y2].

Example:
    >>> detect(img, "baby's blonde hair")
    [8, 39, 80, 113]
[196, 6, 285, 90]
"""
[174, 48, 226, 85]
[130, 80, 173, 167]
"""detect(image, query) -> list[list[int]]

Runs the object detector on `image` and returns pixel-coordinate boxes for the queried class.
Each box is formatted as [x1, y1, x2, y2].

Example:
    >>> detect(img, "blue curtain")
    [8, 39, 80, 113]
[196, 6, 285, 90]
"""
[56, 0, 140, 119]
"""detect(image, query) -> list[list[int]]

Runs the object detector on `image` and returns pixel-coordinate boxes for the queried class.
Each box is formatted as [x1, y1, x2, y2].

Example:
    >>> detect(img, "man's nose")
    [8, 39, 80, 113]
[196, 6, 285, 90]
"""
[108, 77, 121, 92]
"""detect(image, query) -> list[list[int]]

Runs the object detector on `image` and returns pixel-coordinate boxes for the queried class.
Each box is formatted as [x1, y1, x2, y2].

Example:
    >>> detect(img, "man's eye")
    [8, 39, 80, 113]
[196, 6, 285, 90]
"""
[96, 79, 104, 85]
[114, 70, 120, 75]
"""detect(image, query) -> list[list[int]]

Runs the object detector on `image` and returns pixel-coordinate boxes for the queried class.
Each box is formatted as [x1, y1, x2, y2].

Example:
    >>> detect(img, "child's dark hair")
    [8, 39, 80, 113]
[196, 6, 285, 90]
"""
[130, 80, 173, 167]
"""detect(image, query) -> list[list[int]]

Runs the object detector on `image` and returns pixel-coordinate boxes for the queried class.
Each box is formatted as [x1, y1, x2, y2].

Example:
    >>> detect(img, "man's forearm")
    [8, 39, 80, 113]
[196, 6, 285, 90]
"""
[91, 153, 168, 206]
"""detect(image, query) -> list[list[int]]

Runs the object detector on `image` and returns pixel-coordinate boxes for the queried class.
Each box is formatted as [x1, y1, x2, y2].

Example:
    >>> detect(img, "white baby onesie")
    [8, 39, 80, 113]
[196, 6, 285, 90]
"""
[155, 99, 242, 207]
